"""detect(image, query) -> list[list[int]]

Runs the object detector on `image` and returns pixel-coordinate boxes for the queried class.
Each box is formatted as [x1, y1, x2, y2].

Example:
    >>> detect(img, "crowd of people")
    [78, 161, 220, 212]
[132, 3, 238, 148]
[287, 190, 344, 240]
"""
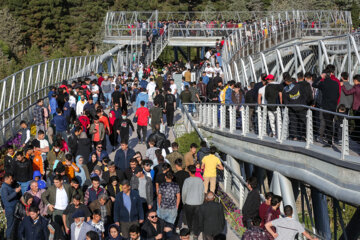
[240, 181, 318, 240]
[2, 28, 358, 240]
[0, 54, 228, 240]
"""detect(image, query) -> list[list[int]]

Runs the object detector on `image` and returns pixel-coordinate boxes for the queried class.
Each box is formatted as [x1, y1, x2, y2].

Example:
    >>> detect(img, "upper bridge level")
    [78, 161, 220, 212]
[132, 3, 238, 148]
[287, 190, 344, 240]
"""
[103, 10, 352, 46]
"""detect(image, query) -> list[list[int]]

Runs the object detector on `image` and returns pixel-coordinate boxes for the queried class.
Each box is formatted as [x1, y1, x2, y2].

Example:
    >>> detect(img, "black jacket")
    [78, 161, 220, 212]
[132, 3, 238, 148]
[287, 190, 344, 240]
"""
[68, 133, 78, 157]
[141, 218, 168, 239]
[242, 189, 260, 222]
[283, 83, 307, 111]
[147, 130, 167, 149]
[13, 159, 33, 182]
[18, 215, 49, 240]
[298, 80, 314, 106]
[199, 201, 225, 235]
[76, 138, 92, 164]
[313, 76, 340, 112]
[4, 154, 15, 174]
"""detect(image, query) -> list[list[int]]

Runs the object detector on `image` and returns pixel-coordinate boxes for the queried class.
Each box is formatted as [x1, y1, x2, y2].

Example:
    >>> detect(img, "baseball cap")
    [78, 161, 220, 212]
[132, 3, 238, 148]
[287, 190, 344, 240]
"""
[265, 74, 275, 80]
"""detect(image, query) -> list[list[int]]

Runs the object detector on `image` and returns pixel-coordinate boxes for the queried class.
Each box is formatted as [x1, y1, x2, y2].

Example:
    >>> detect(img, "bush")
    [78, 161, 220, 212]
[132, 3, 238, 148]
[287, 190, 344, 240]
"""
[175, 131, 201, 155]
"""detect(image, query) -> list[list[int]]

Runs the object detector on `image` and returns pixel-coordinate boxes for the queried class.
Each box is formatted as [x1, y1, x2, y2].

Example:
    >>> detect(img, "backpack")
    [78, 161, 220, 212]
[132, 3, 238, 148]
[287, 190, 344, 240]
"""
[219, 85, 229, 103]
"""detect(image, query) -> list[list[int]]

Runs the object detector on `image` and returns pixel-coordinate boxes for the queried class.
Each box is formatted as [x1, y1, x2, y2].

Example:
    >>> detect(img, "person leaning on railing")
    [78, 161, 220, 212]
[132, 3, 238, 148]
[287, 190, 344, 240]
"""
[265, 205, 318, 240]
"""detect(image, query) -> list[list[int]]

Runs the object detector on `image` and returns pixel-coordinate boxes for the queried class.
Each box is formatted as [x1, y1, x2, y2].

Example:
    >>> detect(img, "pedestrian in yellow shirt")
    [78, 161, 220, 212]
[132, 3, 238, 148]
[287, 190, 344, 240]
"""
[201, 146, 223, 193]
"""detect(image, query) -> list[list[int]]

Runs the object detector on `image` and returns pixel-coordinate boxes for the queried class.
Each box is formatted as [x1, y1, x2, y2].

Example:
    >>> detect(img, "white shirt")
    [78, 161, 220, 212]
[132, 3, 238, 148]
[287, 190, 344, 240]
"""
[91, 85, 99, 98]
[214, 67, 223, 76]
[69, 96, 76, 109]
[170, 83, 177, 95]
[55, 187, 68, 210]
[204, 67, 214, 78]
[74, 222, 83, 240]
[76, 100, 87, 116]
[258, 85, 267, 104]
[39, 139, 49, 150]
[205, 51, 211, 59]
[146, 81, 157, 101]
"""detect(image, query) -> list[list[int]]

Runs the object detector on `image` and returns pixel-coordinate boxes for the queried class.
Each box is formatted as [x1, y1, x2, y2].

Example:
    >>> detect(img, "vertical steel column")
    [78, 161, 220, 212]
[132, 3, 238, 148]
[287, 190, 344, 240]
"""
[207, 104, 212, 127]
[311, 187, 331, 239]
[220, 105, 226, 130]
[276, 107, 282, 141]
[280, 107, 289, 143]
[341, 118, 349, 160]
[306, 109, 313, 149]
[257, 106, 263, 139]
[212, 104, 217, 129]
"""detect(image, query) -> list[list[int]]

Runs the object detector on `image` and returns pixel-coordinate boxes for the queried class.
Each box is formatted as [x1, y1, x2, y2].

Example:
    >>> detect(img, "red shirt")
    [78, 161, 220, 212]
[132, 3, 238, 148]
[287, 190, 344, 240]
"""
[330, 75, 341, 104]
[259, 202, 271, 228]
[135, 107, 150, 126]
[98, 76, 104, 86]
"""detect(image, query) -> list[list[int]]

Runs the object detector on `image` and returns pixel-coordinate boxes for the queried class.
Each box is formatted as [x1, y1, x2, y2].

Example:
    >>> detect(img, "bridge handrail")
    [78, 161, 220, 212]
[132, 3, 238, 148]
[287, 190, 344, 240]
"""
[184, 102, 360, 162]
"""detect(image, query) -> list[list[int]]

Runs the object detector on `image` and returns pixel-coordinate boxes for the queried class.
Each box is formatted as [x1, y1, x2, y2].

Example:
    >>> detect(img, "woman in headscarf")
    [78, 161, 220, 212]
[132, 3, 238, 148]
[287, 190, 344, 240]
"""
[105, 175, 122, 202]
[75, 155, 90, 186]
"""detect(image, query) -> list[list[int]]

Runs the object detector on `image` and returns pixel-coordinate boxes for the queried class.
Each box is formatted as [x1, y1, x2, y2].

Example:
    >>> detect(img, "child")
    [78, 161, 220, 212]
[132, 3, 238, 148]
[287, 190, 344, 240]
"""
[195, 161, 204, 181]
[19, 120, 31, 148]
[32, 170, 47, 190]
[88, 209, 105, 239]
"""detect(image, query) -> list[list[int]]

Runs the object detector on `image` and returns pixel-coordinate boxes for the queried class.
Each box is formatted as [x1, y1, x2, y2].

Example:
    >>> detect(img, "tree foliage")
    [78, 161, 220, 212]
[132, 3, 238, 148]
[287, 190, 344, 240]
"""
[0, 0, 358, 80]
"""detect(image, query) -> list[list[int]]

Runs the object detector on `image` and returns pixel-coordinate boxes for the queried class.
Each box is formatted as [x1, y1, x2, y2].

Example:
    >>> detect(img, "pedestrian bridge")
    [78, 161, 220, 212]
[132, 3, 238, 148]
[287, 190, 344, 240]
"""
[0, 10, 358, 240]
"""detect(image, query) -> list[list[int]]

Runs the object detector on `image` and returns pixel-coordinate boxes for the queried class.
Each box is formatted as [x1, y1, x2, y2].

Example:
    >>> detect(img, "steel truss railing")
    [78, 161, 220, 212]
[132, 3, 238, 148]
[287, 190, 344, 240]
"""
[104, 10, 352, 38]
[189, 102, 360, 161]
[221, 33, 360, 88]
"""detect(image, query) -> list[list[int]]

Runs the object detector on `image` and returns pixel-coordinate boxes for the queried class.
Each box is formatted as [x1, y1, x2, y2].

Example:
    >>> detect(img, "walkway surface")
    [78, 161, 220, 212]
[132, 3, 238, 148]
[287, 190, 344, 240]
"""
[105, 105, 240, 239]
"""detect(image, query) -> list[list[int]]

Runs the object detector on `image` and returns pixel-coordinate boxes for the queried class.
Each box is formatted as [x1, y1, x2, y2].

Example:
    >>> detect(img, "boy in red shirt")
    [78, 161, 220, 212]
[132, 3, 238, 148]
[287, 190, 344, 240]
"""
[135, 100, 150, 144]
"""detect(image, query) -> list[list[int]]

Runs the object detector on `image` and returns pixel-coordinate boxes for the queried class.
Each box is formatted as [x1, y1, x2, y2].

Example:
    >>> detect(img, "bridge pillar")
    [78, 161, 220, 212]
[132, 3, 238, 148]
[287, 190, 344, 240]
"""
[270, 172, 298, 219]
[311, 187, 331, 239]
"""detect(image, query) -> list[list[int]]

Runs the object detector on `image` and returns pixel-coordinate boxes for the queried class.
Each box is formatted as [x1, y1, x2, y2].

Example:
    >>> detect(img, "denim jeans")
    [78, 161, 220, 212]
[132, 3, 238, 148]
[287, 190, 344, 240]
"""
[103, 92, 112, 108]
[5, 207, 15, 239]
[158, 207, 177, 224]
[18, 181, 30, 194]
[93, 96, 98, 104]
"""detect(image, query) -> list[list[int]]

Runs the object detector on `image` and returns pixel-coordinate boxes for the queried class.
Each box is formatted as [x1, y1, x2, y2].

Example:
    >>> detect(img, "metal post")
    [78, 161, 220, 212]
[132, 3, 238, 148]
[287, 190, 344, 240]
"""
[306, 109, 313, 149]
[212, 104, 217, 129]
[276, 106, 282, 141]
[280, 107, 289, 143]
[207, 104, 212, 127]
[220, 105, 226, 130]
[257, 106, 263, 139]
[229, 106, 236, 133]
[199, 104, 203, 124]
[341, 118, 349, 160]
[261, 106, 267, 138]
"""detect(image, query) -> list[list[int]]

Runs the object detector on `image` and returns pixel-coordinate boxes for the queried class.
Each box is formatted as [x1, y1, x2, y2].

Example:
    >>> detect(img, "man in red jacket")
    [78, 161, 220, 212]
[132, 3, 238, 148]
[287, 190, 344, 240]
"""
[135, 101, 150, 144]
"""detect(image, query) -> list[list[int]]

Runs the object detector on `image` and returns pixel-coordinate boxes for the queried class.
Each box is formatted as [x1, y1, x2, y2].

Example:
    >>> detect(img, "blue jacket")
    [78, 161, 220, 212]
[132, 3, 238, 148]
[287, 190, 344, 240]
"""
[0, 182, 19, 209]
[63, 102, 71, 118]
[139, 80, 148, 89]
[51, 114, 68, 132]
[49, 97, 58, 115]
[114, 148, 136, 172]
[48, 90, 54, 100]
[225, 87, 233, 104]
[19, 215, 49, 240]
[31, 170, 47, 190]
[135, 92, 149, 109]
[114, 190, 144, 223]
[202, 76, 210, 85]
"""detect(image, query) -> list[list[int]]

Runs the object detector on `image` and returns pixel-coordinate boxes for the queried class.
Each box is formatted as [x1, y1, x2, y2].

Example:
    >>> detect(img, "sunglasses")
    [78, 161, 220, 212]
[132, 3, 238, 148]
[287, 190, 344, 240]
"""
[97, 146, 103, 149]
[149, 215, 158, 219]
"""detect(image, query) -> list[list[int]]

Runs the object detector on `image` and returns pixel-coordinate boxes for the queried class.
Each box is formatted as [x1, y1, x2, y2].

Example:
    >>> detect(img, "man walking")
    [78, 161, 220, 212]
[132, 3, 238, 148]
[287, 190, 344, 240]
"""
[201, 146, 223, 193]
[182, 165, 204, 240]
[199, 192, 225, 240]
[165, 88, 176, 127]
[135, 100, 150, 144]
[114, 140, 136, 172]
[114, 180, 144, 238]
[18, 206, 49, 240]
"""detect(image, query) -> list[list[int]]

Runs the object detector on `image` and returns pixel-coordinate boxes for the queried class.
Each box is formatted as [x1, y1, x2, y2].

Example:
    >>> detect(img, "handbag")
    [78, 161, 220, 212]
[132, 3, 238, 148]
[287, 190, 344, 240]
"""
[133, 116, 138, 123]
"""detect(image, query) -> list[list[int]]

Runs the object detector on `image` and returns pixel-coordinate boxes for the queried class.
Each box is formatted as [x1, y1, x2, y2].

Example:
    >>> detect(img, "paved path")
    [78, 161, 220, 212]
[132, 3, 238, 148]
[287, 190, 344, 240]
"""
[107, 105, 177, 161]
